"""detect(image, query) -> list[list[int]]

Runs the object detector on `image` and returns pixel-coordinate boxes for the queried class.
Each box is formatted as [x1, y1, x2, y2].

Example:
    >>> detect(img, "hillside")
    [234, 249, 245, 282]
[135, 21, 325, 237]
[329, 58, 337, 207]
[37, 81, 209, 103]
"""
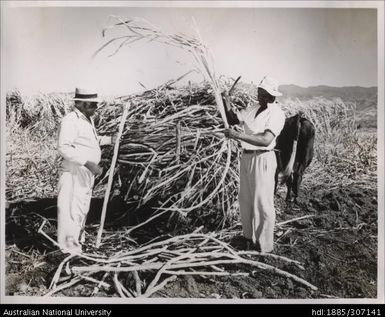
[279, 85, 377, 111]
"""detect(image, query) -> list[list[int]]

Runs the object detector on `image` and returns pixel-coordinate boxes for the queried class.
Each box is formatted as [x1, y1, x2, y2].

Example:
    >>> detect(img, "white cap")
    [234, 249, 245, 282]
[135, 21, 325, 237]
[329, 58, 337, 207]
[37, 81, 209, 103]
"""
[258, 76, 282, 97]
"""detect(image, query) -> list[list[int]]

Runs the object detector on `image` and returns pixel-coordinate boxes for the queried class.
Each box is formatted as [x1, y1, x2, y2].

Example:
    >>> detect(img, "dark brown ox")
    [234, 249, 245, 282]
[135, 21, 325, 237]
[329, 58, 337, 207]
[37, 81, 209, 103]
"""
[274, 113, 315, 203]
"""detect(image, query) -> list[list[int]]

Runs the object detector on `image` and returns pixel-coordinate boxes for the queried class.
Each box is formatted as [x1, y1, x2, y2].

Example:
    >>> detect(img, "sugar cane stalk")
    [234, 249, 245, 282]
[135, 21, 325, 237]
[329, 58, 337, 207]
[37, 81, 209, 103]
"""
[176, 121, 181, 164]
[96, 102, 130, 248]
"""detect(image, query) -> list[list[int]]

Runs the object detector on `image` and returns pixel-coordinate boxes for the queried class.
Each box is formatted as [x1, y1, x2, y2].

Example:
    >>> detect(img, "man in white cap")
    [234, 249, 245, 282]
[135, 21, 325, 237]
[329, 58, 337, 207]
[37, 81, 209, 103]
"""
[223, 76, 285, 253]
[57, 88, 116, 253]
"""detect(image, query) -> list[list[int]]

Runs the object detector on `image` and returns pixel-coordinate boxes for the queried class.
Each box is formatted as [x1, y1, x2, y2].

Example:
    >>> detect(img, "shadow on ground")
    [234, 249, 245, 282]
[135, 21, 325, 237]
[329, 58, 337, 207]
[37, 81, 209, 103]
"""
[5, 196, 131, 252]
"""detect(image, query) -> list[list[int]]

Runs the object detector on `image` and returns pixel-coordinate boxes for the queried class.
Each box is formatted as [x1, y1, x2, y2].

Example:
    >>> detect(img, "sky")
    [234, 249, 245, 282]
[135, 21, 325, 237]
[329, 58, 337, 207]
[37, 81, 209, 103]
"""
[1, 1, 381, 96]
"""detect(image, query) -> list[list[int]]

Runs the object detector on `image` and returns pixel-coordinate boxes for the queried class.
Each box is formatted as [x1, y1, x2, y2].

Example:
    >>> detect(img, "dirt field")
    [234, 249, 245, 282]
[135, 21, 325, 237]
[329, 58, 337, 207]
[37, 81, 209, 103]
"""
[5, 178, 377, 299]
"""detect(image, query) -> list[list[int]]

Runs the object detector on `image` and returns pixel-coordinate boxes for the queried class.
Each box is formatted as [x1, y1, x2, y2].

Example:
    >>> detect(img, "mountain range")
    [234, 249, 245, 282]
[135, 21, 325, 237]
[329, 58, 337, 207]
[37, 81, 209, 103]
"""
[279, 85, 377, 111]
[239, 82, 378, 111]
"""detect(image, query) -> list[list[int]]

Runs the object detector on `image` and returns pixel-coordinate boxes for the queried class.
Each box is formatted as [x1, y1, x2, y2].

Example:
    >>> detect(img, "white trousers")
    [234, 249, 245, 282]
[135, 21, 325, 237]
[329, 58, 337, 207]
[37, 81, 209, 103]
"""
[57, 166, 94, 251]
[239, 151, 277, 253]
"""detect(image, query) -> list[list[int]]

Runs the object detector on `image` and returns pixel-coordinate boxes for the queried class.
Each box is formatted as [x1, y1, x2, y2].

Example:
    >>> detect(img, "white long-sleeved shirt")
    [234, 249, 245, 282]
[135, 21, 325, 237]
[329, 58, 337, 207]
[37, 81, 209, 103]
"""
[58, 109, 111, 171]
[236, 101, 285, 151]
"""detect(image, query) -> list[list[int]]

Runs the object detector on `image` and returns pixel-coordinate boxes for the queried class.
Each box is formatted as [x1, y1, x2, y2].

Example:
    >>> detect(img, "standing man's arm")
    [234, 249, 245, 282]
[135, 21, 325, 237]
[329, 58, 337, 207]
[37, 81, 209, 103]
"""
[58, 116, 102, 175]
[225, 129, 275, 147]
[224, 107, 285, 147]
[58, 116, 87, 165]
[98, 135, 114, 146]
[99, 135, 118, 146]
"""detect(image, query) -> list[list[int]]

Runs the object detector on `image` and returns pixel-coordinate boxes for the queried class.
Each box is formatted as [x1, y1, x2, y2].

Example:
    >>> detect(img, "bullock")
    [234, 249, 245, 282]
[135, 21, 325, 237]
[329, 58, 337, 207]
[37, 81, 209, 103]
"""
[274, 113, 315, 203]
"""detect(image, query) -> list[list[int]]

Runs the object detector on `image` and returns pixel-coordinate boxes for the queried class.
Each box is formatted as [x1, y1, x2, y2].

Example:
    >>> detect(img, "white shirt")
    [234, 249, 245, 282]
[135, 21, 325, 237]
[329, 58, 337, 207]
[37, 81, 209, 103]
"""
[236, 101, 285, 151]
[58, 109, 110, 171]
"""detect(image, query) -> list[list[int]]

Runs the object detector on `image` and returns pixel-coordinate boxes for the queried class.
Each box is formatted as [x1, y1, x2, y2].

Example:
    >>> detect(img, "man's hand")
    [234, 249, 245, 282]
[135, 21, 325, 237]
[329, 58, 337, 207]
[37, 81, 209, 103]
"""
[224, 128, 239, 140]
[111, 134, 119, 145]
[84, 161, 103, 176]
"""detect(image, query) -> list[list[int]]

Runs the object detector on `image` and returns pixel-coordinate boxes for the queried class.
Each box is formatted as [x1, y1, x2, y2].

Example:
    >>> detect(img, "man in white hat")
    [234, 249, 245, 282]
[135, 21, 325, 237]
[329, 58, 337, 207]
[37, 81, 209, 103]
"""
[223, 76, 285, 253]
[57, 87, 116, 253]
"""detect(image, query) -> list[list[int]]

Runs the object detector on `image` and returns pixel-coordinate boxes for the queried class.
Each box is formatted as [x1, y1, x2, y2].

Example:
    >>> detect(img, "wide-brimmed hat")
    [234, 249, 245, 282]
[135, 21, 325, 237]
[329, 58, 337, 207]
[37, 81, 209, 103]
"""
[258, 76, 282, 97]
[71, 87, 102, 103]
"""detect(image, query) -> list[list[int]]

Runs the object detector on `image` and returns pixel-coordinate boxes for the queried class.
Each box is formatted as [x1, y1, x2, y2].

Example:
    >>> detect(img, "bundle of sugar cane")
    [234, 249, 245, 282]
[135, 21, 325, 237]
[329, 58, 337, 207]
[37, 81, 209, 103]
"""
[93, 81, 243, 228]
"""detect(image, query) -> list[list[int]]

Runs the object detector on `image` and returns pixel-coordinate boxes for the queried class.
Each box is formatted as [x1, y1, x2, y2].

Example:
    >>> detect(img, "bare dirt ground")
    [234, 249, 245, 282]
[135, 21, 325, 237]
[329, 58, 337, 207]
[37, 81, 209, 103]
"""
[5, 180, 377, 299]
